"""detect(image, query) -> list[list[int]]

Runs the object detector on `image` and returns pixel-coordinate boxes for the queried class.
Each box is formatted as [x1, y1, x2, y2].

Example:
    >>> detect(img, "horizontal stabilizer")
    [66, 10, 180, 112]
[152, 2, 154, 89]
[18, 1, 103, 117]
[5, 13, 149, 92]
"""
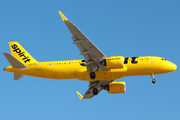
[3, 52, 26, 68]
[76, 91, 83, 99]
[14, 73, 24, 80]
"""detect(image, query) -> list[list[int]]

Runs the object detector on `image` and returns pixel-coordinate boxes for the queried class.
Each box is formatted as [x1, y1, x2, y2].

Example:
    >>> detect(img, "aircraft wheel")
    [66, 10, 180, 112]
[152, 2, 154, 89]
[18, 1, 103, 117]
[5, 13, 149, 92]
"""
[93, 88, 98, 95]
[152, 79, 156, 84]
[90, 72, 96, 79]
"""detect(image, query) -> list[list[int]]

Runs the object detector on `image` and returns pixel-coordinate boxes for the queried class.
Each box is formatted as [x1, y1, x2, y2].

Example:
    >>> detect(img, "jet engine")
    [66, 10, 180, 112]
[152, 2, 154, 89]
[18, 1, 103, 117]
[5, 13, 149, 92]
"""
[101, 56, 124, 69]
[108, 81, 126, 94]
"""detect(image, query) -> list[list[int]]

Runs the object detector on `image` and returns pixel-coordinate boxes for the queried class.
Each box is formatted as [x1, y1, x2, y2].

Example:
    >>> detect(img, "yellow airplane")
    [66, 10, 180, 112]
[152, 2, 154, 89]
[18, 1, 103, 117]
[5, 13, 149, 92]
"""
[3, 11, 177, 99]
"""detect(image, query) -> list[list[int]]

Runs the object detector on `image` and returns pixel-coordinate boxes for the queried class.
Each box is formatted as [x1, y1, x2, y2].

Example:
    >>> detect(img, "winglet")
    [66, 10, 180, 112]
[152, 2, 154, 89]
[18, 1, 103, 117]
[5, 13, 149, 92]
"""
[76, 91, 83, 99]
[58, 11, 68, 21]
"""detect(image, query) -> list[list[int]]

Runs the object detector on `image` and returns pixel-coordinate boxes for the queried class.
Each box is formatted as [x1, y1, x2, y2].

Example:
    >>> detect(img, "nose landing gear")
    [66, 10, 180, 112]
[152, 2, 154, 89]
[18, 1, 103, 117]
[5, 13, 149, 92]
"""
[90, 72, 96, 79]
[151, 73, 156, 84]
[152, 79, 156, 84]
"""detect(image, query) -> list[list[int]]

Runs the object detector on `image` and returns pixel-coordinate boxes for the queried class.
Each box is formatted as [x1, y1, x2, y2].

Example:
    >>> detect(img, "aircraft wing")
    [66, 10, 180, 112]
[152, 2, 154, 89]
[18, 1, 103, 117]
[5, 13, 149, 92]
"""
[59, 11, 108, 71]
[76, 80, 113, 99]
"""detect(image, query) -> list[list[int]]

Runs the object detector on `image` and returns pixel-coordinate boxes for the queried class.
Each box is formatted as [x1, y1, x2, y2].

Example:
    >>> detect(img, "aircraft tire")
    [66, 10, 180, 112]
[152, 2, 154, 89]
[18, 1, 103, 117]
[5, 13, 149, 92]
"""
[93, 88, 98, 95]
[90, 72, 96, 79]
[152, 79, 156, 84]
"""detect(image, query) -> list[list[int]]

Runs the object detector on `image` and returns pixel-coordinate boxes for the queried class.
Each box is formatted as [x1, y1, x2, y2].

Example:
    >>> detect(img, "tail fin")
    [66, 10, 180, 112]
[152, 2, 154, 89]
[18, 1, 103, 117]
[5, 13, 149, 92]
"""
[9, 42, 37, 64]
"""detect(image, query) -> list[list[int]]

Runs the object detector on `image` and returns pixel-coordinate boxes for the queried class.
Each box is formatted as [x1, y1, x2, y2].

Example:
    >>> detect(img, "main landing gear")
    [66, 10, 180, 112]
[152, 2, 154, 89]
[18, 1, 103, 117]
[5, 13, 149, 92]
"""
[90, 72, 96, 79]
[151, 73, 156, 84]
[93, 88, 98, 95]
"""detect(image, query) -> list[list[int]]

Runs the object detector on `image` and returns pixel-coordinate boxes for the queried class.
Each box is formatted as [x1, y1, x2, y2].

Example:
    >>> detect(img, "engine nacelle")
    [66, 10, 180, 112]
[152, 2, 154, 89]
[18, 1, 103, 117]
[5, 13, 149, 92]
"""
[108, 81, 126, 94]
[101, 56, 124, 69]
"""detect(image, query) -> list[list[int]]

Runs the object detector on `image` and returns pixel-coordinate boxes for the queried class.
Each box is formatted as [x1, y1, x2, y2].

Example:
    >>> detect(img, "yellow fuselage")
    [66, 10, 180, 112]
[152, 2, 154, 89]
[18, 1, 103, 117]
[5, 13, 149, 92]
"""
[4, 56, 177, 81]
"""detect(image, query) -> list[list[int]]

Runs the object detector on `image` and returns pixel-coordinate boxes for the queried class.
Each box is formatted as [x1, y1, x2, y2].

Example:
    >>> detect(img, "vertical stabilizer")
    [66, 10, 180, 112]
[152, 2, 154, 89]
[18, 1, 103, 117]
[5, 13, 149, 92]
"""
[9, 42, 37, 65]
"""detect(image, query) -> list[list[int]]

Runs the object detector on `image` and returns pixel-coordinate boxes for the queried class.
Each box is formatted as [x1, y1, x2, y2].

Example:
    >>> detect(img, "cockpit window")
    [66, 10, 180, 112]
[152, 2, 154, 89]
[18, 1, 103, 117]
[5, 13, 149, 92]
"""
[161, 58, 167, 61]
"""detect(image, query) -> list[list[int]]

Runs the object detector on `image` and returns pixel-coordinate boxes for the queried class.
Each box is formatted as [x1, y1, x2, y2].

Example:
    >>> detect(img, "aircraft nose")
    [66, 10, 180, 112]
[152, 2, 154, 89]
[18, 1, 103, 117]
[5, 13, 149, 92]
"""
[171, 63, 177, 71]
[161, 62, 177, 72]
[167, 62, 177, 71]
